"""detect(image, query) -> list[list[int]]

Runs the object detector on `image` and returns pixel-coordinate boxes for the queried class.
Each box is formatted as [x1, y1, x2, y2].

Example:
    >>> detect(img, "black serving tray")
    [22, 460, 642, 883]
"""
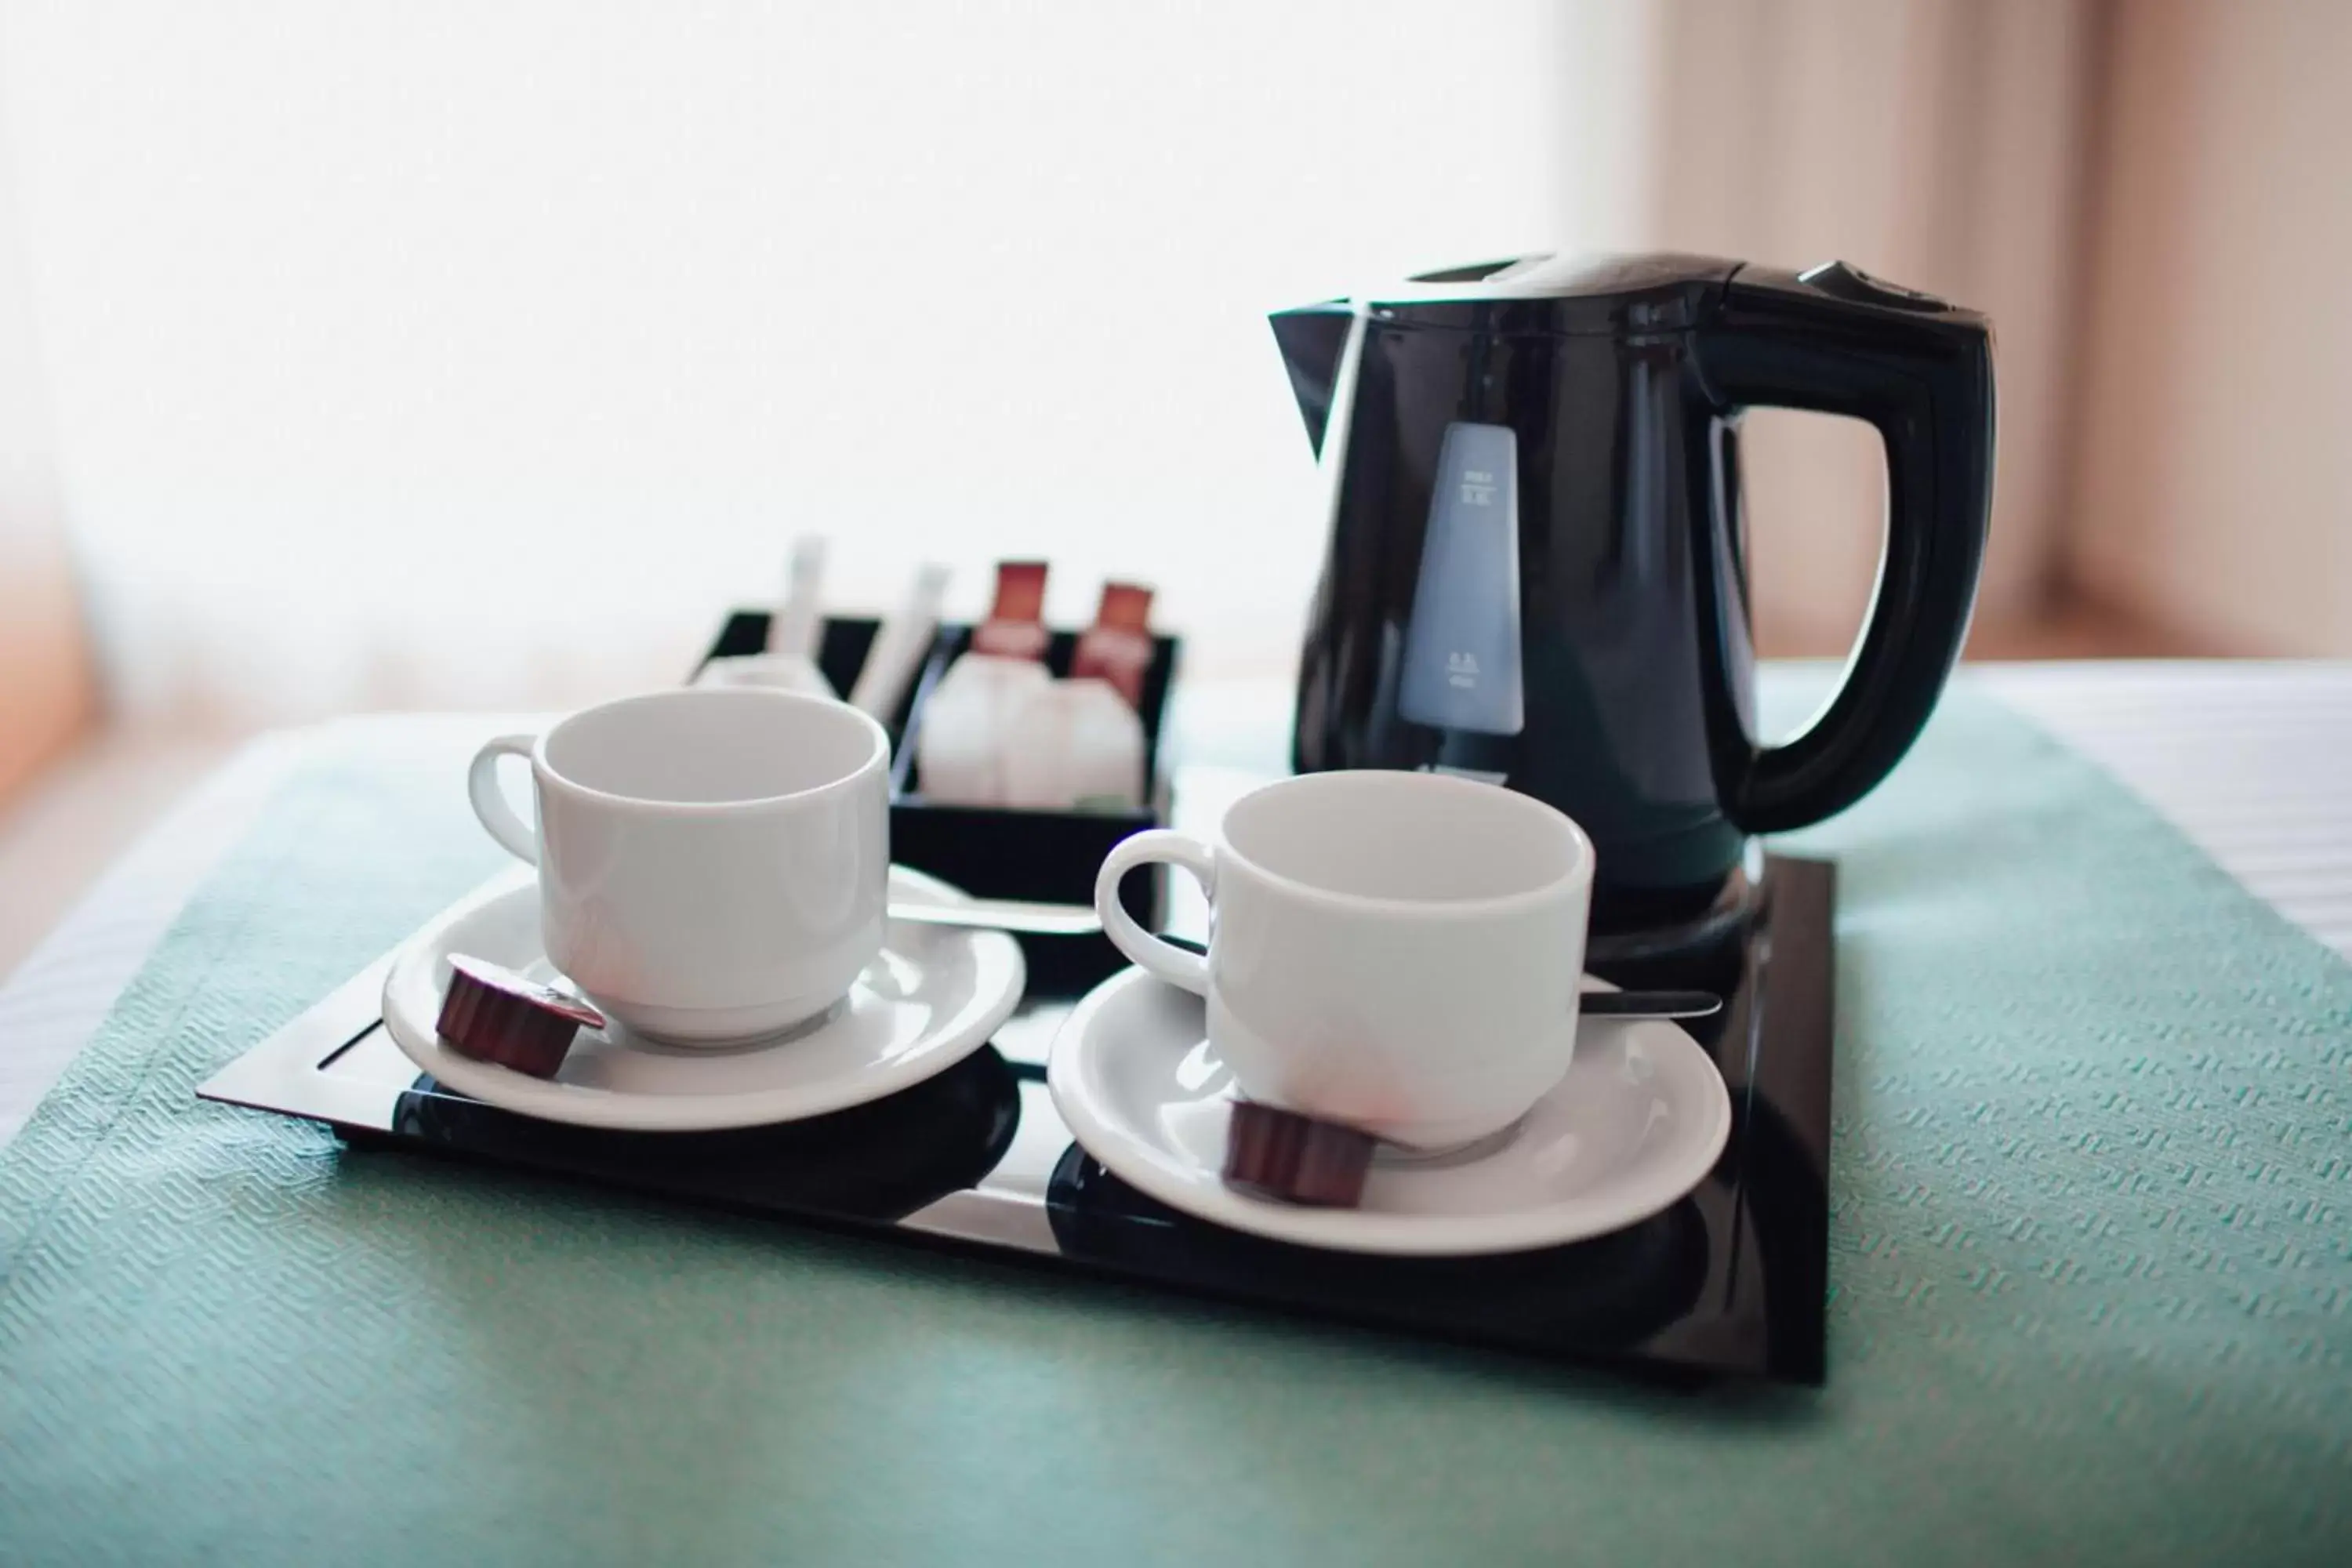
[700, 612, 1180, 997]
[199, 853, 1835, 1385]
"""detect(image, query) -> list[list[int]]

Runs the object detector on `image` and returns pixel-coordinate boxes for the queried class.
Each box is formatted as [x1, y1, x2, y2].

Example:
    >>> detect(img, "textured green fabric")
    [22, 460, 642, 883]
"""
[2, 688, 2349, 1566]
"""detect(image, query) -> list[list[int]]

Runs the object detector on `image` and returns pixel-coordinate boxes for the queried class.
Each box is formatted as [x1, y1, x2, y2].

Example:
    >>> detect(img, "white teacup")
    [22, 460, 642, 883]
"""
[1093, 771, 1594, 1149]
[468, 688, 890, 1044]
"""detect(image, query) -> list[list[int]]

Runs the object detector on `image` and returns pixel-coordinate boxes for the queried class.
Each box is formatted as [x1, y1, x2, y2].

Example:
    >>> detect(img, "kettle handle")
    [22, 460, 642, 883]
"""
[1690, 269, 1995, 833]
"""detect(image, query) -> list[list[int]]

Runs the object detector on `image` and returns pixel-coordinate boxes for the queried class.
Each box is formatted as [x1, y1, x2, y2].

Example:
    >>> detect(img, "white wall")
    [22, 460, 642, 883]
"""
[0, 0, 1644, 725]
[2067, 0, 2352, 655]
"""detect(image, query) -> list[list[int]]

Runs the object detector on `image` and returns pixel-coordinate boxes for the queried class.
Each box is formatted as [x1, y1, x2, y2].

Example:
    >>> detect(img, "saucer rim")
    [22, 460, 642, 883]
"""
[382, 865, 1025, 1131]
[1044, 965, 1732, 1258]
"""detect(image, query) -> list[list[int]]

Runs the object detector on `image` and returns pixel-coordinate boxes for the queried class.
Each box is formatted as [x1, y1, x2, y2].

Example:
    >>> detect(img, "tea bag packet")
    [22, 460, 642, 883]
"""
[913, 652, 1053, 806]
[1000, 677, 1146, 812]
[1070, 582, 1156, 710]
[971, 560, 1051, 661]
[906, 563, 1152, 808]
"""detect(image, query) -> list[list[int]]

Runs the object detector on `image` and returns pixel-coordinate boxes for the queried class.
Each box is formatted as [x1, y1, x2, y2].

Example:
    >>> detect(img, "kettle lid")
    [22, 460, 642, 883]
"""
[1360, 251, 1741, 336]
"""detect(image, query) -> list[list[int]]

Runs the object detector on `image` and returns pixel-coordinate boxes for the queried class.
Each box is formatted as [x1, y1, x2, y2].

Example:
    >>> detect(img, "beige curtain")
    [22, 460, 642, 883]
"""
[0, 99, 90, 802]
[2067, 0, 2352, 656]
[1624, 0, 2103, 654]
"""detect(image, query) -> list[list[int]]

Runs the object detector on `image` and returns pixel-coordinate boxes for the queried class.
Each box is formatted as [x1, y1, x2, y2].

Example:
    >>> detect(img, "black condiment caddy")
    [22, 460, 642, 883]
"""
[699, 612, 1181, 997]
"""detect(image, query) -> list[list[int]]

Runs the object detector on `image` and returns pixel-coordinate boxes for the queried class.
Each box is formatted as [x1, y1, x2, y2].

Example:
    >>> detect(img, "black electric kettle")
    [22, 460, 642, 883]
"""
[1275, 252, 1994, 942]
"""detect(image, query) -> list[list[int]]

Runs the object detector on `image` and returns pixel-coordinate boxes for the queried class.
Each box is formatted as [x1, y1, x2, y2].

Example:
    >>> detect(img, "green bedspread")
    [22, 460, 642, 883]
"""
[2, 682, 2347, 1565]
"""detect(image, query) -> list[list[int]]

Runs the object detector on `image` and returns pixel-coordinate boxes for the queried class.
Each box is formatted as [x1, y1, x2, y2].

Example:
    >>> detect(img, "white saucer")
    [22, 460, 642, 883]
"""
[382, 866, 1025, 1131]
[1046, 967, 1732, 1256]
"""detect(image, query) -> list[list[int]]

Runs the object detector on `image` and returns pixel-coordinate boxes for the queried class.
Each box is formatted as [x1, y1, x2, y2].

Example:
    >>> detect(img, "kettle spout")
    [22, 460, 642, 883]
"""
[1269, 299, 1356, 459]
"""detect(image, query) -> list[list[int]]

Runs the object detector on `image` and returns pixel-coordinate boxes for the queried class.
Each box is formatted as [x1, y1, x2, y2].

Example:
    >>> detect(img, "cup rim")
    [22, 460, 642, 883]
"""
[532, 688, 890, 814]
[1217, 770, 1595, 918]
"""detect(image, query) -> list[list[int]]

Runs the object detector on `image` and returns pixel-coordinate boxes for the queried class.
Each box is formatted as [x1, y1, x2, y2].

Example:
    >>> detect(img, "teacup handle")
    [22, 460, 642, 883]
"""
[467, 735, 541, 865]
[1095, 829, 1214, 995]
